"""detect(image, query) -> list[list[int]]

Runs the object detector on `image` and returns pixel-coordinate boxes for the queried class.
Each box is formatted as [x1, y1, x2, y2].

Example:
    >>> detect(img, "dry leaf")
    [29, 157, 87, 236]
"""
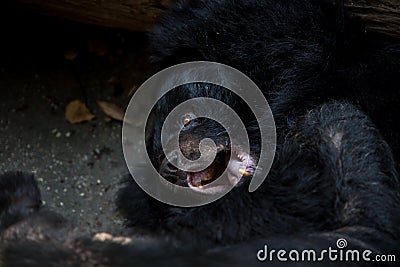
[97, 101, 125, 122]
[64, 51, 78, 61]
[65, 100, 95, 124]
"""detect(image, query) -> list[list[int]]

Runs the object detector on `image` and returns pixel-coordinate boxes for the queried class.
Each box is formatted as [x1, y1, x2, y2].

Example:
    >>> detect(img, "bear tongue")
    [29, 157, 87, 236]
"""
[187, 170, 212, 187]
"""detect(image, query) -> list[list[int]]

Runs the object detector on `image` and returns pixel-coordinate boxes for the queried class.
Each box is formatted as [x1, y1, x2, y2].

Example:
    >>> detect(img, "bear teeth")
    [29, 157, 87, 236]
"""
[239, 169, 251, 177]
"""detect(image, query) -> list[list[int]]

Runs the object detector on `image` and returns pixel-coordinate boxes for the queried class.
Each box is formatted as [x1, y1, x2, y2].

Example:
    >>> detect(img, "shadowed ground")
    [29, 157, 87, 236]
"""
[0, 8, 154, 233]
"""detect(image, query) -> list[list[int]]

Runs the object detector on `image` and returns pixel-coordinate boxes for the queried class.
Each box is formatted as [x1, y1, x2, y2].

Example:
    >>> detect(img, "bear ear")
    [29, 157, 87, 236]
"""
[0, 171, 42, 227]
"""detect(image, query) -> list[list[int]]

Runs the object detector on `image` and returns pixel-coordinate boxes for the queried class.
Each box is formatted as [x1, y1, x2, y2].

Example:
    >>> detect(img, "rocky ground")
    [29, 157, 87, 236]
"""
[0, 9, 155, 233]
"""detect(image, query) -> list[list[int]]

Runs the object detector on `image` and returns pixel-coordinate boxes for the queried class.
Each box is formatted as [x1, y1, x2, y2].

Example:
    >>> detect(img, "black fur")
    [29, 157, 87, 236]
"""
[149, 0, 400, 159]
[1, 0, 400, 266]
[0, 102, 400, 266]
[0, 171, 42, 230]
[2, 102, 400, 266]
[118, 102, 400, 247]
[117, 0, 400, 263]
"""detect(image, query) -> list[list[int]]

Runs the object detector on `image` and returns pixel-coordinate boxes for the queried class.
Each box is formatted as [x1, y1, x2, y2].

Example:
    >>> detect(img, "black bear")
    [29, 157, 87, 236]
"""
[117, 0, 400, 260]
[1, 0, 400, 266]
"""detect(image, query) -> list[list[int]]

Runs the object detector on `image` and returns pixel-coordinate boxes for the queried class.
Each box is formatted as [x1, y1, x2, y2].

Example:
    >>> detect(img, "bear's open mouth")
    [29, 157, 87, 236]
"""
[186, 145, 257, 192]
[187, 149, 230, 188]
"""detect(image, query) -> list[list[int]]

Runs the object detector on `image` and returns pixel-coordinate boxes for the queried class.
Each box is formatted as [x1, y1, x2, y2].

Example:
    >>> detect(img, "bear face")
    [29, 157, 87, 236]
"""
[146, 83, 261, 191]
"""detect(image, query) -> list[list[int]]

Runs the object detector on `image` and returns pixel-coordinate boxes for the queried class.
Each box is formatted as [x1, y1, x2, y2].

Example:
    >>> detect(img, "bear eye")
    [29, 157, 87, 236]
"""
[182, 113, 195, 126]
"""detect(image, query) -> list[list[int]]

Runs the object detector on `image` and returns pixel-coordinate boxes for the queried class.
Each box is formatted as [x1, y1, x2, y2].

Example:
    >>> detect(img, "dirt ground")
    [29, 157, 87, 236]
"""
[0, 8, 155, 233]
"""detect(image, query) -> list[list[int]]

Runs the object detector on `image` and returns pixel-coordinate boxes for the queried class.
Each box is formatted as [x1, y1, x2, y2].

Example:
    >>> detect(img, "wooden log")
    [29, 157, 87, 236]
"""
[345, 0, 400, 38]
[15, 0, 400, 38]
[15, 0, 175, 32]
